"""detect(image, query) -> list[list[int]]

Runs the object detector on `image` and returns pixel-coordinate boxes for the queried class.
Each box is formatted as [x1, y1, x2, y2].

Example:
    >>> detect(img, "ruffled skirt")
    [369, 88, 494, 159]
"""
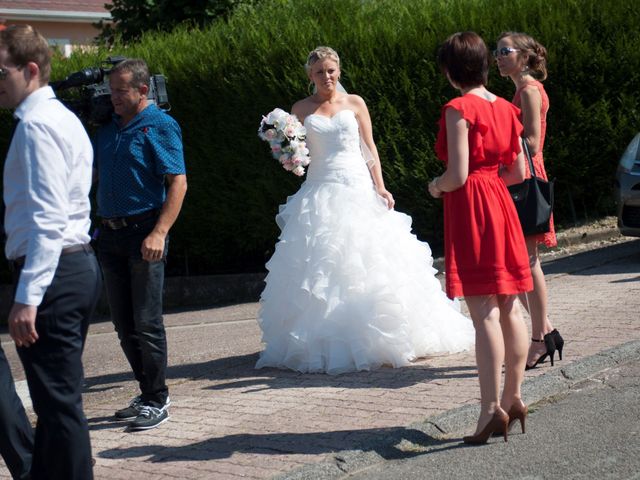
[256, 177, 474, 374]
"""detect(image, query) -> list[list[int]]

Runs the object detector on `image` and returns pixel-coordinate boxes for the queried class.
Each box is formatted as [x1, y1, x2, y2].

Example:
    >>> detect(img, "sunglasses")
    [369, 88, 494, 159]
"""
[492, 47, 519, 58]
[0, 65, 23, 80]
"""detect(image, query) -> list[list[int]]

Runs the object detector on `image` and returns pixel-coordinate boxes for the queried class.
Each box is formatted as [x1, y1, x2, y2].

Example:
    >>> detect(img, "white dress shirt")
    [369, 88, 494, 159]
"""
[3, 86, 93, 306]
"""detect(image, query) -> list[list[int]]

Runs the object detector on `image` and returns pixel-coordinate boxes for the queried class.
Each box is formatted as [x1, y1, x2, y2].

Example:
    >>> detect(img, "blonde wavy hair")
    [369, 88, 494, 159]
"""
[304, 46, 340, 73]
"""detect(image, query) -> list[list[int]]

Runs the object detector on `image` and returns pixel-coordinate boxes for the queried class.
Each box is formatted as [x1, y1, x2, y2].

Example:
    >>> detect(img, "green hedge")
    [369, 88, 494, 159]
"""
[2, 0, 639, 278]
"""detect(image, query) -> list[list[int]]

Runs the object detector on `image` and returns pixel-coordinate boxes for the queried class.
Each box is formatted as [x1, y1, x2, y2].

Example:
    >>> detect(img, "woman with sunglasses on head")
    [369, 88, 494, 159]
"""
[429, 31, 532, 444]
[495, 32, 564, 371]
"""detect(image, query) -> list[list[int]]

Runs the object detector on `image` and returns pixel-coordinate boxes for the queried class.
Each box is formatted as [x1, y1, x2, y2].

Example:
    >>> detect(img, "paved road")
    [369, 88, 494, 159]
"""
[341, 358, 640, 480]
[1, 237, 639, 479]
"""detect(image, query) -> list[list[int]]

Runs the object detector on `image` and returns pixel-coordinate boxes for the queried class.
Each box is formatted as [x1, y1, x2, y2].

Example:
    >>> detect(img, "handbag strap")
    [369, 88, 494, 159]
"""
[521, 137, 536, 177]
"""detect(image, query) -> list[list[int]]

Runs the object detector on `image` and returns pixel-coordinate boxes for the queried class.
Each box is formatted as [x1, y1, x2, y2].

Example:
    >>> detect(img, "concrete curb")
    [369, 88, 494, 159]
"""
[275, 339, 640, 480]
[552, 226, 622, 249]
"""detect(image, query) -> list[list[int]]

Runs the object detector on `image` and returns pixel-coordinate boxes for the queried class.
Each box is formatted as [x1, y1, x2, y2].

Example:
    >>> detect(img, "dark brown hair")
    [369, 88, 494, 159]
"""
[497, 31, 548, 81]
[437, 31, 489, 88]
[0, 24, 51, 83]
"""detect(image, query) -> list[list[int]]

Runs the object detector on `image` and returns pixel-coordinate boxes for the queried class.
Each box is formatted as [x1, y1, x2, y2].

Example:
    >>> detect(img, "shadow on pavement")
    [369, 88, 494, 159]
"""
[97, 426, 465, 462]
[87, 415, 130, 432]
[82, 352, 477, 394]
[205, 362, 477, 392]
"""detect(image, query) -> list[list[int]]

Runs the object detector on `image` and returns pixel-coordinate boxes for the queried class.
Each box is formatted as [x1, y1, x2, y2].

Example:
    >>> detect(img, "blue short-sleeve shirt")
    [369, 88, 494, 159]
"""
[95, 104, 186, 217]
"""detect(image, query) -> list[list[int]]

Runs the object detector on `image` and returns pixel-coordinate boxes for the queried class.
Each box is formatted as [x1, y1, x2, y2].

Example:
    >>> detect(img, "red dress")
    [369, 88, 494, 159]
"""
[513, 80, 557, 247]
[435, 94, 533, 299]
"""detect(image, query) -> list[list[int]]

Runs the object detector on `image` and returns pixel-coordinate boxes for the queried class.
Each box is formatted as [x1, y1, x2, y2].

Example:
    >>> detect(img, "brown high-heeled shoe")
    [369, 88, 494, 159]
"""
[493, 399, 529, 436]
[506, 399, 528, 434]
[463, 408, 509, 444]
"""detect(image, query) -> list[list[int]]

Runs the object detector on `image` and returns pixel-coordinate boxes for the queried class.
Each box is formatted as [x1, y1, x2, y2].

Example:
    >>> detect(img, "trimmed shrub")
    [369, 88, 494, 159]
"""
[1, 0, 639, 279]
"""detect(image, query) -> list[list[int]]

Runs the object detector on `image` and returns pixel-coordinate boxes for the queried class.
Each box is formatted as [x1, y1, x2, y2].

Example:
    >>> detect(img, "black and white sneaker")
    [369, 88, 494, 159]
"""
[114, 395, 143, 420]
[115, 395, 171, 421]
[128, 404, 170, 431]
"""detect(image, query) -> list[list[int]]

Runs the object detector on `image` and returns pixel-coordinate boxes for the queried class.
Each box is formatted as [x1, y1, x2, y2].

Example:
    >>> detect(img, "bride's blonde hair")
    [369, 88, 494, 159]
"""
[305, 46, 340, 73]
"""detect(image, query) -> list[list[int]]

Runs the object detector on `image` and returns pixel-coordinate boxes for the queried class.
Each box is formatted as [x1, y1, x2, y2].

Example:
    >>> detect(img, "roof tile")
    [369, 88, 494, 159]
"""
[0, 1, 109, 14]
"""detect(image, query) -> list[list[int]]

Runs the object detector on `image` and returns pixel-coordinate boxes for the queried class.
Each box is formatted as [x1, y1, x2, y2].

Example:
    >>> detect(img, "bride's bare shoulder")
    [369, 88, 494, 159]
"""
[292, 97, 315, 119]
[345, 94, 368, 116]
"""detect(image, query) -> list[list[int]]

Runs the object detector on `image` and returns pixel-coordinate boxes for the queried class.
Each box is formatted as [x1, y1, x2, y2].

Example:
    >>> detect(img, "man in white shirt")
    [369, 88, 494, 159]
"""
[0, 25, 101, 480]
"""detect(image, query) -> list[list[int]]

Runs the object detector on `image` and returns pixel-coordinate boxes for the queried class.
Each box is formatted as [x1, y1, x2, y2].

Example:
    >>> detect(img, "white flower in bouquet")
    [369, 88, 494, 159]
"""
[259, 108, 311, 176]
[265, 108, 289, 127]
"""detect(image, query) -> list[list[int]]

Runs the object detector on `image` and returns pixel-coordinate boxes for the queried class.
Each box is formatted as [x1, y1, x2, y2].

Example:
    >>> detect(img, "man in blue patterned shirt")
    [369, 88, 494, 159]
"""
[94, 58, 187, 431]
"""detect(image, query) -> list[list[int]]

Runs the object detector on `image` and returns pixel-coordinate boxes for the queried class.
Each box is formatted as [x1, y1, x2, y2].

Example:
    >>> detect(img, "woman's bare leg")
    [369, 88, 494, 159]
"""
[498, 294, 528, 410]
[518, 236, 554, 366]
[465, 295, 504, 434]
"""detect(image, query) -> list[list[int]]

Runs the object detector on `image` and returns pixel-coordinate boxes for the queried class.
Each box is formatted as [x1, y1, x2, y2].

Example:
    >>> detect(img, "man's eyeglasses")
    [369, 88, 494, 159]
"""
[0, 65, 23, 80]
[492, 47, 519, 58]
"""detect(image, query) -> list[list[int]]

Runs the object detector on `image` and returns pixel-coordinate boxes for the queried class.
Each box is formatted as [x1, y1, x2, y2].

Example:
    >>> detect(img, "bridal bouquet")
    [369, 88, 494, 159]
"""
[258, 108, 310, 176]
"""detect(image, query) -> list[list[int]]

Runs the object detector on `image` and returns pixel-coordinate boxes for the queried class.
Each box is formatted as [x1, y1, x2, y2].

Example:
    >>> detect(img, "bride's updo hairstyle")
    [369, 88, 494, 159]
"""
[305, 46, 340, 73]
[498, 31, 548, 81]
[437, 31, 490, 88]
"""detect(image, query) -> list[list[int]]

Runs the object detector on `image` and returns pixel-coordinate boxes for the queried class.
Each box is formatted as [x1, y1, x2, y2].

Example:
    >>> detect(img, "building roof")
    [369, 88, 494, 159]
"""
[0, 1, 111, 22]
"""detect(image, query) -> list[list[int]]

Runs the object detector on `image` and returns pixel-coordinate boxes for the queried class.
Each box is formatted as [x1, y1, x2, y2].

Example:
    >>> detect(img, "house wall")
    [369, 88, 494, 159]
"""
[3, 19, 102, 56]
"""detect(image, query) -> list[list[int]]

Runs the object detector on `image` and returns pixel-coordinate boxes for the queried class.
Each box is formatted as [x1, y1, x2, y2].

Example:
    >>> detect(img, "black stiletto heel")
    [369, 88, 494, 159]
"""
[525, 334, 556, 370]
[550, 329, 564, 360]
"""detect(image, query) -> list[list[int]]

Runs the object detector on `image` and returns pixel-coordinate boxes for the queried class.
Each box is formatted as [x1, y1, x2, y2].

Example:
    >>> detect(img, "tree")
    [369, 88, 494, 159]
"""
[96, 0, 260, 44]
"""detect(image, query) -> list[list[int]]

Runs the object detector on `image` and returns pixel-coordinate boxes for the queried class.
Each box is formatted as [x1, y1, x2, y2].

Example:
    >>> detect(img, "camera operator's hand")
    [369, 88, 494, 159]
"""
[141, 231, 166, 262]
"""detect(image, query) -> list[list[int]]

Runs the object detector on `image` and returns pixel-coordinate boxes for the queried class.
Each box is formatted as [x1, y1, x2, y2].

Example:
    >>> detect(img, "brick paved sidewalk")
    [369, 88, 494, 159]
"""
[1, 237, 639, 479]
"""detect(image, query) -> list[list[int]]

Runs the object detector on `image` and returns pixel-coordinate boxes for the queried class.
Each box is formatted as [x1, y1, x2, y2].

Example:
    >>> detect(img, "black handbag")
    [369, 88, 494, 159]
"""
[507, 139, 554, 235]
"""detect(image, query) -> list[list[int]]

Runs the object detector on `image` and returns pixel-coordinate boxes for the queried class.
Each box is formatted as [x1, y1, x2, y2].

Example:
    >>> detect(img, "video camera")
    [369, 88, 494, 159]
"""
[50, 56, 170, 126]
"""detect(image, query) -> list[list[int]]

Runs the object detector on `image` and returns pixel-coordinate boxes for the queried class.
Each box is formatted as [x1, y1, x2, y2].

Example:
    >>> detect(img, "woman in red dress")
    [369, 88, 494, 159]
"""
[495, 32, 564, 370]
[428, 32, 532, 444]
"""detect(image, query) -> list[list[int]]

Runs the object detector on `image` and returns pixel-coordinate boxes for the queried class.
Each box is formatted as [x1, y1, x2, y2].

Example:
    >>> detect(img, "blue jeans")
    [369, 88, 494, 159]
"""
[97, 216, 169, 407]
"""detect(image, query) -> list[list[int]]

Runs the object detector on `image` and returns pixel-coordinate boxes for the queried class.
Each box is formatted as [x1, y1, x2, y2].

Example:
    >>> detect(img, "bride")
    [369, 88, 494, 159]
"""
[256, 46, 474, 374]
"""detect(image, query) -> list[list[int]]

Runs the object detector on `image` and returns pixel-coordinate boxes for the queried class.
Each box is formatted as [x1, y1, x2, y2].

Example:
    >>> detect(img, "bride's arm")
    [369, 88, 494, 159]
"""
[352, 96, 395, 209]
[291, 100, 306, 124]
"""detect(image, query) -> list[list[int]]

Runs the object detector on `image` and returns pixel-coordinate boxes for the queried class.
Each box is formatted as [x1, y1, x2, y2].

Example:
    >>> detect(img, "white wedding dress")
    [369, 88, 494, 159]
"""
[256, 109, 474, 374]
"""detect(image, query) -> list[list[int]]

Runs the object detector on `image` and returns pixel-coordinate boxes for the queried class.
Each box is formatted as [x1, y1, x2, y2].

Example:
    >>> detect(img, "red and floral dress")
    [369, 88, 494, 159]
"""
[513, 80, 557, 247]
[435, 94, 533, 299]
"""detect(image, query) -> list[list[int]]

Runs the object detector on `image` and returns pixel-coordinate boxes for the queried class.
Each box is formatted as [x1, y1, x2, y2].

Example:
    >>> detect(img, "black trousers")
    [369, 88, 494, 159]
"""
[14, 250, 102, 480]
[0, 344, 33, 480]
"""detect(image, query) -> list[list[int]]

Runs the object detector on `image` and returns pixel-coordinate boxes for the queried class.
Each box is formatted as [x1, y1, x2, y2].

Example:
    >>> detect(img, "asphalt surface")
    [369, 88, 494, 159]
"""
[330, 348, 640, 480]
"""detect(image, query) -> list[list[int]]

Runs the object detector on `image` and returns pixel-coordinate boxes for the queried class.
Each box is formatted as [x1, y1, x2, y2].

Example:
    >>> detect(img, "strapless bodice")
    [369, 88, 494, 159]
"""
[303, 109, 371, 185]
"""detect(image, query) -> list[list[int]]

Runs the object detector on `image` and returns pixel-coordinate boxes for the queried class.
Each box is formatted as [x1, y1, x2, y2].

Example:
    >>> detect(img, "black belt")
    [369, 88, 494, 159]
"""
[101, 209, 159, 230]
[10, 243, 93, 269]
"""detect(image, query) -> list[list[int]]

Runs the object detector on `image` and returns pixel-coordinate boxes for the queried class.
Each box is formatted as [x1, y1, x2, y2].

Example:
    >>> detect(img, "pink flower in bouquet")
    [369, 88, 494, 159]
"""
[291, 155, 304, 166]
[264, 128, 278, 141]
[259, 108, 311, 176]
[279, 153, 291, 166]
